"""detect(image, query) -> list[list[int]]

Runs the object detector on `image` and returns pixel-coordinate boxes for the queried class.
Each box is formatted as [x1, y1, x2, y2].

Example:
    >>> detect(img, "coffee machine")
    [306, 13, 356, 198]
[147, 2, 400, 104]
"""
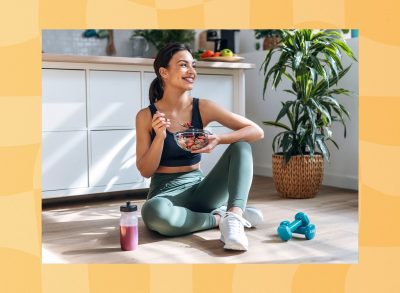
[206, 30, 239, 53]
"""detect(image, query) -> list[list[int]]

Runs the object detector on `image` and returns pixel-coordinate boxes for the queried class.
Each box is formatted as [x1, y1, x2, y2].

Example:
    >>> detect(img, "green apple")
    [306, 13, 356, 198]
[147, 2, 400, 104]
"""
[220, 49, 233, 57]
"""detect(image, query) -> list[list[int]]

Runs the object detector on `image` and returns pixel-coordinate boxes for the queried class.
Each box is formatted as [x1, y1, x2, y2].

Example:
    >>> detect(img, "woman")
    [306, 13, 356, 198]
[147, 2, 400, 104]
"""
[136, 43, 264, 251]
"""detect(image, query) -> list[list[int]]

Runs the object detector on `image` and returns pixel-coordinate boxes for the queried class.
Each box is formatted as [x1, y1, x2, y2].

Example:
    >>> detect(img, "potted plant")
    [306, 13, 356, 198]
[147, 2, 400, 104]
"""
[254, 30, 283, 50]
[132, 29, 195, 53]
[261, 29, 357, 198]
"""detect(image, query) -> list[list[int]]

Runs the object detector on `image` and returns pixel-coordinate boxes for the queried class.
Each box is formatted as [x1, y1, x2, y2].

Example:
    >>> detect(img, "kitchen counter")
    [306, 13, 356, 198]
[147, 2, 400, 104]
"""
[42, 53, 256, 70]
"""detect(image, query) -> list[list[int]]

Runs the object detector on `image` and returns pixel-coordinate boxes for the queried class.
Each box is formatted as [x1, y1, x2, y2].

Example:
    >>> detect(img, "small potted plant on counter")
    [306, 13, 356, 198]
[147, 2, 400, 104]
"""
[261, 29, 357, 198]
[132, 30, 195, 54]
[254, 30, 283, 50]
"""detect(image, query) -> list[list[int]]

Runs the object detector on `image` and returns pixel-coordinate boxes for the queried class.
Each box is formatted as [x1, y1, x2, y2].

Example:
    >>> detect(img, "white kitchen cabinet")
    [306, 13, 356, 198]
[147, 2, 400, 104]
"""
[42, 69, 86, 131]
[142, 72, 156, 108]
[89, 130, 142, 188]
[191, 74, 234, 112]
[200, 126, 229, 175]
[88, 70, 141, 129]
[42, 131, 88, 191]
[42, 54, 254, 198]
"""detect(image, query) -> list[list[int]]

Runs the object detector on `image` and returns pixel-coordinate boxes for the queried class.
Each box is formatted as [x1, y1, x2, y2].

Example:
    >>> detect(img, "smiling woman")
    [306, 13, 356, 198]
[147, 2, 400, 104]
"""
[135, 43, 264, 251]
[145, 45, 195, 105]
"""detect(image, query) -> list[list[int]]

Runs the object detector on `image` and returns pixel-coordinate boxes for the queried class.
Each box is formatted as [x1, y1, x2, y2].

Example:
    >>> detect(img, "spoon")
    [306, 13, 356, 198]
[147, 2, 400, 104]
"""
[167, 117, 192, 129]
[177, 121, 193, 129]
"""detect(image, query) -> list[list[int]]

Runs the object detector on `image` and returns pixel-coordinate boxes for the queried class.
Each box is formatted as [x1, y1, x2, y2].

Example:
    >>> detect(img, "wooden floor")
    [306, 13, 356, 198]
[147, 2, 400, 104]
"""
[42, 176, 358, 264]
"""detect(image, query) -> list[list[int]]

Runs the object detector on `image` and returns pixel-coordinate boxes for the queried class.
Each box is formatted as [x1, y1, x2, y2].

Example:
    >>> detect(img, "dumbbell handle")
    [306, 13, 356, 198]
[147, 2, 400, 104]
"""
[288, 219, 303, 231]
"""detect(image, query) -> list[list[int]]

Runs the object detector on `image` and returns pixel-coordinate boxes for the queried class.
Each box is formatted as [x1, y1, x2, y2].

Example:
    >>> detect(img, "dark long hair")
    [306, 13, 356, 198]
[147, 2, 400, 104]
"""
[149, 43, 192, 104]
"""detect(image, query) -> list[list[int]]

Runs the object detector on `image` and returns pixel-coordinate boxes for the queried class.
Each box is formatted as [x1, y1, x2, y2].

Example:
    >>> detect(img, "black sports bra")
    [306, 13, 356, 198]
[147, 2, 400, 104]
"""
[148, 98, 203, 167]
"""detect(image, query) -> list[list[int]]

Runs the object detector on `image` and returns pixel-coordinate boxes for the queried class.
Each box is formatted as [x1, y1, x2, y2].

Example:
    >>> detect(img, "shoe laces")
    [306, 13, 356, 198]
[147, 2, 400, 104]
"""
[223, 212, 251, 231]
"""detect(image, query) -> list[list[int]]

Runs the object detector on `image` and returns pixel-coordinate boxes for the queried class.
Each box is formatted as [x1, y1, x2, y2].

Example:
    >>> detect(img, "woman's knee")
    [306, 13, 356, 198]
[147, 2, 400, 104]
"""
[229, 141, 252, 155]
[141, 197, 171, 225]
[141, 197, 179, 236]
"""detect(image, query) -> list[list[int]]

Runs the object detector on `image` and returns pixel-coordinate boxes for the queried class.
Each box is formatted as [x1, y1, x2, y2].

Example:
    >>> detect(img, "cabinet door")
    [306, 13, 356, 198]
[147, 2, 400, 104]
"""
[42, 69, 87, 131]
[143, 72, 156, 108]
[42, 131, 88, 191]
[191, 74, 234, 126]
[89, 130, 142, 187]
[200, 126, 229, 175]
[88, 70, 142, 129]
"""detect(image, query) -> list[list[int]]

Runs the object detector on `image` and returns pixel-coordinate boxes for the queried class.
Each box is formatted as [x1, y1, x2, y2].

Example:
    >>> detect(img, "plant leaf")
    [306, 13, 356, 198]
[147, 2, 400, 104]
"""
[316, 135, 330, 161]
[306, 105, 317, 141]
[327, 137, 339, 149]
[276, 101, 293, 122]
[272, 131, 286, 153]
[262, 121, 291, 131]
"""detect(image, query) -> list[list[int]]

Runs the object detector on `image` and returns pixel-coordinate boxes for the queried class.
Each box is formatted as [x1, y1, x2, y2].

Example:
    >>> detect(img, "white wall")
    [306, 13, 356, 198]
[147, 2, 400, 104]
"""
[242, 38, 359, 190]
[238, 30, 262, 53]
[42, 30, 156, 57]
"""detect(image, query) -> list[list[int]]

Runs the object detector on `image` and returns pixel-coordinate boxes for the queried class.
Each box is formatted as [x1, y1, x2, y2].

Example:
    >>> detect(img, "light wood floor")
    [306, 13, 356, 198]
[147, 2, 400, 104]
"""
[42, 176, 358, 264]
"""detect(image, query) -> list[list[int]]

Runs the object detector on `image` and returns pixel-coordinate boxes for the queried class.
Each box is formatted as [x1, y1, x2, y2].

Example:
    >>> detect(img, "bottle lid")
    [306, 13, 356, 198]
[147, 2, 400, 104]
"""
[120, 201, 137, 212]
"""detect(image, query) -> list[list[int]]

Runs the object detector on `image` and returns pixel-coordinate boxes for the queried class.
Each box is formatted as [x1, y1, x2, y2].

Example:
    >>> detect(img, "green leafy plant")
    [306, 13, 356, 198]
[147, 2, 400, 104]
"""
[132, 30, 195, 52]
[254, 30, 283, 39]
[261, 29, 358, 163]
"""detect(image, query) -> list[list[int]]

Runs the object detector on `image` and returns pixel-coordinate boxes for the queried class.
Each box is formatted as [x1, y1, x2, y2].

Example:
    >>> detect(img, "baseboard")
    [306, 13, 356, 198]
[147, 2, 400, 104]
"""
[322, 173, 358, 190]
[254, 164, 358, 190]
[42, 188, 149, 209]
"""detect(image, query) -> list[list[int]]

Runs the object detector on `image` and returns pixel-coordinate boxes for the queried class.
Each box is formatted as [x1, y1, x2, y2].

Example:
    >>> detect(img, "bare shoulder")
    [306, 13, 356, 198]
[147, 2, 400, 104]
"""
[136, 107, 151, 120]
[136, 107, 152, 130]
[198, 98, 220, 111]
[198, 98, 226, 126]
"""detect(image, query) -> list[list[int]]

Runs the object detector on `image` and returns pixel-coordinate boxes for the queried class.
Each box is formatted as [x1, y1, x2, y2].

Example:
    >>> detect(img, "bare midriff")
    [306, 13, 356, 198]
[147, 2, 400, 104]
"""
[155, 163, 200, 174]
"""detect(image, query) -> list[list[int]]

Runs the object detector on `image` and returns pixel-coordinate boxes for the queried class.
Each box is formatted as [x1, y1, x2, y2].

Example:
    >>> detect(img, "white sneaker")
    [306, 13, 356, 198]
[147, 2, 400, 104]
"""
[211, 206, 264, 228]
[219, 212, 251, 251]
[243, 207, 264, 228]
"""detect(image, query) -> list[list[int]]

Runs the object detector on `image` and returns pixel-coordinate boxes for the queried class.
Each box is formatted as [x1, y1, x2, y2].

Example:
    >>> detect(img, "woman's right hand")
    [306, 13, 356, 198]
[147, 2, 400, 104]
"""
[151, 111, 171, 139]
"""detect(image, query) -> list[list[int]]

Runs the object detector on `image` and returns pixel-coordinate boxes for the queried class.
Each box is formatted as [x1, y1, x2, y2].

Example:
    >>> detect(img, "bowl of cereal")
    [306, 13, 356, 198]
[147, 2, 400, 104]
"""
[173, 128, 211, 151]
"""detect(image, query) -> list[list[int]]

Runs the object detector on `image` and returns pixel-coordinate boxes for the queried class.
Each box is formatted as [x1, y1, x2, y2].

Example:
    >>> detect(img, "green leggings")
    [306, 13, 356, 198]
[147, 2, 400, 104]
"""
[141, 141, 253, 236]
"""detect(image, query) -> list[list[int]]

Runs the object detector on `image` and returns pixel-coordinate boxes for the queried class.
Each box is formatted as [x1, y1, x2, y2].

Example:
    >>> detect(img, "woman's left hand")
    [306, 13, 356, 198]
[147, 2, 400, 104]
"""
[191, 134, 220, 154]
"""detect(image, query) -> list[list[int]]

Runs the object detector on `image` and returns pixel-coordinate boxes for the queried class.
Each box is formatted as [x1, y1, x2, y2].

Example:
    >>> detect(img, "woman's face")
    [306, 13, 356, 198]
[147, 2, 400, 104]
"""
[160, 50, 197, 91]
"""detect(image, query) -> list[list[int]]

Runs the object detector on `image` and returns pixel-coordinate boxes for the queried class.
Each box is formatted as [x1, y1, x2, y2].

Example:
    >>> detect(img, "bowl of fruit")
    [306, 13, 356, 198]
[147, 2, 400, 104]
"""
[174, 128, 211, 152]
[193, 48, 244, 62]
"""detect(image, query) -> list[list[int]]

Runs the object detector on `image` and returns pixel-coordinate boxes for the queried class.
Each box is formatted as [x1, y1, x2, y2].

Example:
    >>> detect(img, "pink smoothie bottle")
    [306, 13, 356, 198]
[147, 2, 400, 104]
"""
[119, 201, 138, 251]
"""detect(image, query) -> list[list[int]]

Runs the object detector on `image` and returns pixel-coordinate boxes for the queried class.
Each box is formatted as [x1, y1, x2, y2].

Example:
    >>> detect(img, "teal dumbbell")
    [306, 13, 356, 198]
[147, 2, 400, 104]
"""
[294, 224, 316, 240]
[277, 212, 312, 241]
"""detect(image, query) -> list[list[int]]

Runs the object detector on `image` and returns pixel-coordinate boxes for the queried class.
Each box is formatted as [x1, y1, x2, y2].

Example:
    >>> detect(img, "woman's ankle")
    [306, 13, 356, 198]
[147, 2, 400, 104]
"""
[214, 214, 221, 226]
[227, 206, 244, 217]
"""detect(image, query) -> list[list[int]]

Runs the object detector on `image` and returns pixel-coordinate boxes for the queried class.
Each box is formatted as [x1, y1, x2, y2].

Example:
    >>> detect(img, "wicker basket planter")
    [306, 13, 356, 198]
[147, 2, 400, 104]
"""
[272, 153, 324, 199]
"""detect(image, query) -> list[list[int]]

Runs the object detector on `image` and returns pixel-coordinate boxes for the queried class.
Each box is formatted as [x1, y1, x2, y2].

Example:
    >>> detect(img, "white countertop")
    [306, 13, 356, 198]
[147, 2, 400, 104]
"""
[42, 53, 256, 70]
